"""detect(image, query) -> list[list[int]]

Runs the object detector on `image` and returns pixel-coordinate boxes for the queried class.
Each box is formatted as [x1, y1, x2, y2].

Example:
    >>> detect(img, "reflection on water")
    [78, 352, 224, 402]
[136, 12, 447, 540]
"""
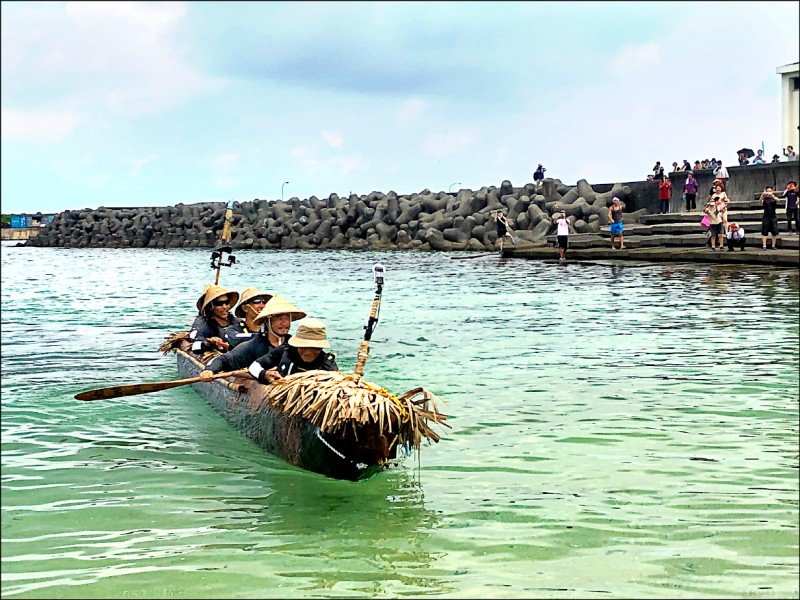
[1, 247, 798, 598]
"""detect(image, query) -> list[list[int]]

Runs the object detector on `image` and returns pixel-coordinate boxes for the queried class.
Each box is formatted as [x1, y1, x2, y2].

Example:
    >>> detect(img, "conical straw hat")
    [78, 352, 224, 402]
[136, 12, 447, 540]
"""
[253, 294, 306, 326]
[234, 287, 274, 318]
[196, 284, 239, 313]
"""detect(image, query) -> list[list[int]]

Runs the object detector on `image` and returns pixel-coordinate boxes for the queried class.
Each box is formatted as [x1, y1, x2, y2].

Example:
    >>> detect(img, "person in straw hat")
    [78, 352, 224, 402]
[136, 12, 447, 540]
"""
[227, 287, 274, 349]
[249, 317, 338, 385]
[189, 284, 241, 355]
[198, 294, 306, 380]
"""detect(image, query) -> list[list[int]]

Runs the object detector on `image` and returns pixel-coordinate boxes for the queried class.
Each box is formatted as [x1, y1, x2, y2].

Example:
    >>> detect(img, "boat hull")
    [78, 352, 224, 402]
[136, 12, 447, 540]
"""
[176, 349, 385, 481]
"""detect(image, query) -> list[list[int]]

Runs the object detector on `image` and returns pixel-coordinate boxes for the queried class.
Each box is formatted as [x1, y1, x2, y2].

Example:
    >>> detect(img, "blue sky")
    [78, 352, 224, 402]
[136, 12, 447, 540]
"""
[2, 1, 798, 214]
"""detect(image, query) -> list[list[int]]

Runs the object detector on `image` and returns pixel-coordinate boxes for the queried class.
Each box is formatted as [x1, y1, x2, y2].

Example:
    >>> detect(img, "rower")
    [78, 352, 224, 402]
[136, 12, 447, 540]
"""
[228, 287, 274, 349]
[189, 284, 242, 355]
[198, 295, 306, 380]
[249, 317, 338, 384]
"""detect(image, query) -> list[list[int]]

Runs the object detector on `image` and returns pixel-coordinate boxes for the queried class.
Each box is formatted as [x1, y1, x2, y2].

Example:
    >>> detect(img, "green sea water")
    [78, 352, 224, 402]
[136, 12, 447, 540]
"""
[1, 244, 798, 599]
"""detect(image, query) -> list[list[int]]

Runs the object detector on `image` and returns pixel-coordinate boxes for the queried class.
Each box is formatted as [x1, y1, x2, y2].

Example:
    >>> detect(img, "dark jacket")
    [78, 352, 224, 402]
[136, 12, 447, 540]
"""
[250, 345, 338, 384]
[226, 318, 256, 350]
[189, 313, 244, 354]
[206, 334, 286, 374]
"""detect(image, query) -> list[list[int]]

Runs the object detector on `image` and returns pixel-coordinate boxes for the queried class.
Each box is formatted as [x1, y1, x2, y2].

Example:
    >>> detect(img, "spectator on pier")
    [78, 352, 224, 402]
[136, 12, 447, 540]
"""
[710, 158, 718, 170]
[783, 146, 797, 161]
[492, 211, 516, 252]
[608, 197, 626, 250]
[711, 184, 730, 232]
[783, 180, 798, 234]
[554, 210, 570, 261]
[703, 197, 725, 251]
[189, 285, 242, 355]
[726, 223, 746, 251]
[682, 159, 691, 171]
[652, 161, 665, 181]
[658, 177, 672, 214]
[753, 149, 765, 165]
[671, 161, 680, 173]
[759, 186, 781, 250]
[694, 160, 703, 171]
[713, 161, 729, 190]
[772, 154, 781, 163]
[683, 171, 699, 211]
[533, 164, 546, 188]
[738, 152, 749, 166]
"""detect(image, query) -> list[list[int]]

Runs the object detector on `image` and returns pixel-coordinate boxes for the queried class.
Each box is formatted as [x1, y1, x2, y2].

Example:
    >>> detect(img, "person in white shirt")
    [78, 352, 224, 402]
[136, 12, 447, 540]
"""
[783, 145, 798, 161]
[555, 210, 570, 261]
[726, 222, 746, 251]
[713, 161, 729, 190]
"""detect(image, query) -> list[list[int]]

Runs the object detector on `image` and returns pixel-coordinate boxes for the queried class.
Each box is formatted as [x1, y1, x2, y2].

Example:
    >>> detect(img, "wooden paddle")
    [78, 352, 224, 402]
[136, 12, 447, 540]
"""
[74, 369, 250, 401]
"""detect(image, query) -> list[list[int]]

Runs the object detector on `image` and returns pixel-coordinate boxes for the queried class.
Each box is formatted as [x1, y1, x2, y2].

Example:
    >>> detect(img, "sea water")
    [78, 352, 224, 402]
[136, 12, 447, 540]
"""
[1, 244, 798, 598]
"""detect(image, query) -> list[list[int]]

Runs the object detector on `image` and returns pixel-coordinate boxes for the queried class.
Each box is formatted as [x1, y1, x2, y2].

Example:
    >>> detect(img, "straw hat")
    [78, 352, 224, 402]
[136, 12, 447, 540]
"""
[288, 317, 330, 349]
[234, 287, 274, 318]
[197, 284, 239, 313]
[253, 294, 306, 326]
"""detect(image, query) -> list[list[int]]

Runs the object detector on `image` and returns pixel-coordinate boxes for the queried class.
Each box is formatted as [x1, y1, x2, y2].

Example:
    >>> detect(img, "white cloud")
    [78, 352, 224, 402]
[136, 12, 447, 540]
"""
[330, 153, 366, 175]
[321, 129, 343, 148]
[214, 176, 239, 189]
[290, 144, 319, 167]
[130, 153, 161, 175]
[397, 99, 426, 126]
[213, 152, 239, 171]
[610, 42, 660, 75]
[1, 107, 79, 143]
[3, 1, 221, 120]
[423, 130, 476, 160]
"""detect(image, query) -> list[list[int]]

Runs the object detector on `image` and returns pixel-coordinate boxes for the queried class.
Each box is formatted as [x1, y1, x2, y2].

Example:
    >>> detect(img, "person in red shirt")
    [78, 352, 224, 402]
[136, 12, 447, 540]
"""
[658, 178, 672, 214]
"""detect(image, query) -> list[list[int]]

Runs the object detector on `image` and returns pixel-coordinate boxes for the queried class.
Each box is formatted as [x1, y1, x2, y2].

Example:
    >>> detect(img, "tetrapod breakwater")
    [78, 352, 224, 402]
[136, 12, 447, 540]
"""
[26, 179, 643, 251]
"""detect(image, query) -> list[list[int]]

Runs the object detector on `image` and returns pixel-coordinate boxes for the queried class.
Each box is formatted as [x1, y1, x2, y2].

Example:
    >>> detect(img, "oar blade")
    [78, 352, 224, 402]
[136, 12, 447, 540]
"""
[75, 379, 191, 401]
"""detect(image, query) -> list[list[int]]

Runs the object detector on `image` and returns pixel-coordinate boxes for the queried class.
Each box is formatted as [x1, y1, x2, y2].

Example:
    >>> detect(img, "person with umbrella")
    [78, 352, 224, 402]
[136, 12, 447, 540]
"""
[736, 147, 755, 165]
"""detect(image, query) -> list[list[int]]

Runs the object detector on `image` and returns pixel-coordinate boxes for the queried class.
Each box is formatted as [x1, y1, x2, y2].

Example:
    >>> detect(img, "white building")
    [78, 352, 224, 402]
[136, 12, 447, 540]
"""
[776, 61, 799, 155]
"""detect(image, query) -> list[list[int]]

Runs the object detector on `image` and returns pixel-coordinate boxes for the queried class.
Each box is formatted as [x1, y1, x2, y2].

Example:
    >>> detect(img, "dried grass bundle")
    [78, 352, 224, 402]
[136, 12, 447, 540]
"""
[160, 332, 220, 363]
[159, 332, 191, 354]
[261, 370, 449, 449]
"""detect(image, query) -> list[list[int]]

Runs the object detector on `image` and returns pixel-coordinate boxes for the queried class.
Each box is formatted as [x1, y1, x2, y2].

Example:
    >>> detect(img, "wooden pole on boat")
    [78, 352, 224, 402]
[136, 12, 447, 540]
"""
[74, 369, 250, 401]
[211, 200, 236, 285]
[353, 263, 385, 382]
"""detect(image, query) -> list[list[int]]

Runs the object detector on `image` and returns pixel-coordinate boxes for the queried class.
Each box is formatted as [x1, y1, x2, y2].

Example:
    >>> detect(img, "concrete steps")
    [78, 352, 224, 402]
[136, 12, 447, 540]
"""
[548, 232, 798, 251]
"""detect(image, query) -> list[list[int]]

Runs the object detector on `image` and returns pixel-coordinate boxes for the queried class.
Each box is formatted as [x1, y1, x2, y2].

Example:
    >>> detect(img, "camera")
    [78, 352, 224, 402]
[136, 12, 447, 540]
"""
[373, 263, 385, 286]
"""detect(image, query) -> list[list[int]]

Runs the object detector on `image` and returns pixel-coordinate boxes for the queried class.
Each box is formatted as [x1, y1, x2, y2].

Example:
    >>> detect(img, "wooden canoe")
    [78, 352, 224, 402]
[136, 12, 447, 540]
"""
[175, 346, 404, 481]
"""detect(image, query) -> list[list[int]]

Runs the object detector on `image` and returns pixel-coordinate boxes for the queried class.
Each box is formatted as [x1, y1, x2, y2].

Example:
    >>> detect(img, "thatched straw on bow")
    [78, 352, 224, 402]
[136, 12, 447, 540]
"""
[159, 332, 191, 354]
[258, 370, 449, 448]
[159, 331, 220, 362]
[159, 333, 449, 450]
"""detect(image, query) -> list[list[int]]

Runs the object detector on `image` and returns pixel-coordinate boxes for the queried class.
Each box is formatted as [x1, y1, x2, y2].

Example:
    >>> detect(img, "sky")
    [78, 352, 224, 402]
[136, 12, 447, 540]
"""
[1, 1, 799, 215]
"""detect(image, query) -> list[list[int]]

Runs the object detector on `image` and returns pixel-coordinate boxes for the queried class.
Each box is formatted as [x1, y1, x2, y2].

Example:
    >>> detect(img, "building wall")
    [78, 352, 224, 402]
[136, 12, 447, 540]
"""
[778, 62, 799, 152]
[1, 227, 41, 241]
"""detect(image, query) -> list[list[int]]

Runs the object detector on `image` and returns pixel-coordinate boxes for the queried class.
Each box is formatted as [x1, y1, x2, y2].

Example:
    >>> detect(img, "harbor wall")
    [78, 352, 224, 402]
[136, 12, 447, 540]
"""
[23, 163, 799, 251]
